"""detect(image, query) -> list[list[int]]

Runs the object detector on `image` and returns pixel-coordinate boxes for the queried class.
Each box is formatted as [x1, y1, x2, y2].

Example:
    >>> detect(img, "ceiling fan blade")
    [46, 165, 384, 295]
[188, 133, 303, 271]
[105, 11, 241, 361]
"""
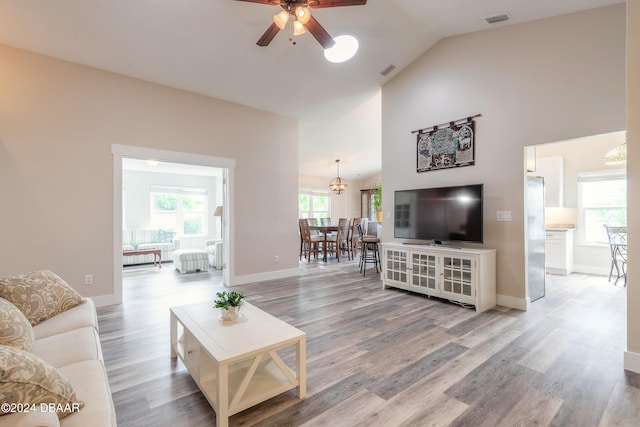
[257, 22, 281, 46]
[303, 15, 335, 49]
[233, 0, 278, 5]
[310, 0, 367, 8]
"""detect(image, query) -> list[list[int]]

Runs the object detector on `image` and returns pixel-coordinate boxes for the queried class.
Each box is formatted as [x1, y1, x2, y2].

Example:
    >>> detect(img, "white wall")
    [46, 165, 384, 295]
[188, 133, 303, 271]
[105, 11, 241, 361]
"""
[382, 5, 626, 306]
[535, 131, 626, 275]
[0, 43, 299, 300]
[123, 170, 222, 248]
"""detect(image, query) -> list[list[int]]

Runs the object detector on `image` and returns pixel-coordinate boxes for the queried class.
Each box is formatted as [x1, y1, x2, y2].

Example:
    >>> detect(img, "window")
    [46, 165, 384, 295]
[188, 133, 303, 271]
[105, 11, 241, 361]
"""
[150, 186, 207, 236]
[578, 171, 626, 244]
[299, 191, 330, 219]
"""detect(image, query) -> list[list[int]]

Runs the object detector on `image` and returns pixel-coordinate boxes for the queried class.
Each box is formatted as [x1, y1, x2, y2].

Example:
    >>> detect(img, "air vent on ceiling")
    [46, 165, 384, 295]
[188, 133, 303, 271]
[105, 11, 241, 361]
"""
[485, 13, 511, 24]
[380, 64, 396, 77]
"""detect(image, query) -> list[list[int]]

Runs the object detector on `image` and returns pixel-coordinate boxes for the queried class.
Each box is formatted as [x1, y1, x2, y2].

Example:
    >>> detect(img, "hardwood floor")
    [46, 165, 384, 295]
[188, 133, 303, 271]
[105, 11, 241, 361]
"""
[97, 261, 640, 426]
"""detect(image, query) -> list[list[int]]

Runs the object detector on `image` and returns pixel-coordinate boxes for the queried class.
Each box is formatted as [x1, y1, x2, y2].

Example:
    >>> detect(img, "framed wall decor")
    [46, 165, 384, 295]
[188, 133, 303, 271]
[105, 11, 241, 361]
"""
[416, 117, 476, 173]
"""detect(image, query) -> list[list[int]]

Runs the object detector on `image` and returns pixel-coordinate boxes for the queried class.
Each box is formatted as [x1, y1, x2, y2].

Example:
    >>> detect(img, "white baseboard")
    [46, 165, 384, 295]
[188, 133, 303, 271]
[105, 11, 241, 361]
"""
[624, 350, 640, 374]
[229, 268, 299, 287]
[497, 294, 529, 311]
[90, 294, 122, 307]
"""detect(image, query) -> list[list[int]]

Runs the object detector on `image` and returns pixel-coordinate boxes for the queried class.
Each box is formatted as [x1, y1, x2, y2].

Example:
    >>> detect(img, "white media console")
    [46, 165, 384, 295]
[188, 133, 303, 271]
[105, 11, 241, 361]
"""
[381, 242, 497, 313]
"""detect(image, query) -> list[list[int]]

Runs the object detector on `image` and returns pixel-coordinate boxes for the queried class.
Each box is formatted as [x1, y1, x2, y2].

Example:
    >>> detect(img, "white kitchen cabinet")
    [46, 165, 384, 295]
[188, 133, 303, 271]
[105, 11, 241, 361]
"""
[545, 229, 574, 275]
[532, 156, 564, 207]
[381, 243, 497, 312]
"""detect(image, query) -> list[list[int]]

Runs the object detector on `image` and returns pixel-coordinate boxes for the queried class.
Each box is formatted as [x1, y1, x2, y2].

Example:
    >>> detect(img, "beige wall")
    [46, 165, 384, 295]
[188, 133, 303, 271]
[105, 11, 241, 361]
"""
[0, 43, 299, 299]
[381, 5, 626, 307]
[535, 131, 626, 274]
[626, 0, 640, 368]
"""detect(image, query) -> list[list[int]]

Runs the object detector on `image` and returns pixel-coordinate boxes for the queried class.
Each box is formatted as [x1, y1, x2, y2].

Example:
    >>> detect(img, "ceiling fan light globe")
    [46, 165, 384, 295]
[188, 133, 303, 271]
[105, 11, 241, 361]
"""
[295, 6, 311, 24]
[293, 20, 307, 36]
[273, 10, 290, 30]
[324, 35, 359, 63]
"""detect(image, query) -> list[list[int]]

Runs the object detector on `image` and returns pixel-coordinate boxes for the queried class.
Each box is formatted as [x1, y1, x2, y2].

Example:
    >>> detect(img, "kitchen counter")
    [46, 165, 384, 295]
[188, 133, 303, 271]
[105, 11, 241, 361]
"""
[546, 223, 576, 231]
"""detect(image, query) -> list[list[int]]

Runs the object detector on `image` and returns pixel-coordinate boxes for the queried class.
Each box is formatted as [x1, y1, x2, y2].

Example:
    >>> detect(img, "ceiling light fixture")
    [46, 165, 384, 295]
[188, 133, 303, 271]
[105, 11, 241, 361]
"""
[239, 0, 368, 52]
[604, 143, 627, 165]
[273, 10, 290, 29]
[324, 34, 359, 63]
[329, 159, 348, 195]
[293, 20, 306, 36]
[294, 6, 311, 24]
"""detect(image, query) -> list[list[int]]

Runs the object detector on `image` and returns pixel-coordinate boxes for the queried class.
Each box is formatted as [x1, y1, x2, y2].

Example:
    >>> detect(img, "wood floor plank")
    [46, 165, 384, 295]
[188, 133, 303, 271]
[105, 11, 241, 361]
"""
[518, 328, 578, 373]
[250, 372, 376, 426]
[368, 342, 469, 400]
[299, 389, 386, 427]
[497, 388, 564, 427]
[599, 382, 640, 427]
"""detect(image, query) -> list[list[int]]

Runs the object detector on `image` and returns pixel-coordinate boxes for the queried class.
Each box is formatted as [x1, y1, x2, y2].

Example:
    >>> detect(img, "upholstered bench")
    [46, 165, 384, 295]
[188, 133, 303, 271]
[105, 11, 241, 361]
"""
[173, 249, 209, 273]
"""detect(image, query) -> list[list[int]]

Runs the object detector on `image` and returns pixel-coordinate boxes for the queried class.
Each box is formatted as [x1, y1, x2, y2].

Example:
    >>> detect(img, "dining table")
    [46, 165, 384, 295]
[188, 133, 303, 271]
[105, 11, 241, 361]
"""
[309, 224, 338, 262]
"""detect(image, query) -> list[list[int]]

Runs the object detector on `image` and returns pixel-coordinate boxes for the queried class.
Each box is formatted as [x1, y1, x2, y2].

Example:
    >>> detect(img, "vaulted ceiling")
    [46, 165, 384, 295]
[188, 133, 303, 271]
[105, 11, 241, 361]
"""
[0, 0, 624, 179]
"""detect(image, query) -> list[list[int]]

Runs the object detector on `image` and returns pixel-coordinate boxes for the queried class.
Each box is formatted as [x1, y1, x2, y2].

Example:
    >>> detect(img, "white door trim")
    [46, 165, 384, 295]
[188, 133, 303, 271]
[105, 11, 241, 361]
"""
[111, 144, 235, 304]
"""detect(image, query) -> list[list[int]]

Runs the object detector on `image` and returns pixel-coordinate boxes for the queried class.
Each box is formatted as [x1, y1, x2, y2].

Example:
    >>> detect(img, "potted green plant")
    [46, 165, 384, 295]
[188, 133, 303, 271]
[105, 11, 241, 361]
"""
[373, 182, 382, 222]
[214, 291, 245, 321]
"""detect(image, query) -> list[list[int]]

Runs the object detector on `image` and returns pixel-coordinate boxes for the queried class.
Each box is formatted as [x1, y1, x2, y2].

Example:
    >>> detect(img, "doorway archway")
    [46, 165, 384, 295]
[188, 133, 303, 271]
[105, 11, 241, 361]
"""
[112, 144, 235, 304]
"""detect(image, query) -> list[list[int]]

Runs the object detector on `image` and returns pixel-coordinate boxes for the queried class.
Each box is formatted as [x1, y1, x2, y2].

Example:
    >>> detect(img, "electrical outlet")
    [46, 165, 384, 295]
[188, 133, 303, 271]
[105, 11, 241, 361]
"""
[274, 255, 280, 263]
[84, 274, 94, 285]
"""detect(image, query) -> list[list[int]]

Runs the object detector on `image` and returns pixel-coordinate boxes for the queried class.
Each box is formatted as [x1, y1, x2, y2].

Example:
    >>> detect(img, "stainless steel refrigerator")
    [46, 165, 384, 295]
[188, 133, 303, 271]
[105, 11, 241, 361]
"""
[526, 175, 546, 302]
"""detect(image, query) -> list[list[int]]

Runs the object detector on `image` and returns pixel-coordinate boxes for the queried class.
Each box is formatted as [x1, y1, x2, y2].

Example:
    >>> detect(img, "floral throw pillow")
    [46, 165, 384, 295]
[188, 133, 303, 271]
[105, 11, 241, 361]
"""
[0, 271, 85, 326]
[0, 345, 84, 419]
[0, 298, 35, 351]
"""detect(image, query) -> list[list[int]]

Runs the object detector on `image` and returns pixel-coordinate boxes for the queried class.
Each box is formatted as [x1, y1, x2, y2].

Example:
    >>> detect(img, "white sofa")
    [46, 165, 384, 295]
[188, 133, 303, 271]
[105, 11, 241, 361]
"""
[122, 228, 180, 266]
[0, 298, 116, 427]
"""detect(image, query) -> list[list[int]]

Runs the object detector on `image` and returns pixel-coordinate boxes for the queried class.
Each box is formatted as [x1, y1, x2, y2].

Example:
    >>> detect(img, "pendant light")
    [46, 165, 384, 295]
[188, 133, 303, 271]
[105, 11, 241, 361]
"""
[329, 159, 348, 195]
[604, 143, 627, 165]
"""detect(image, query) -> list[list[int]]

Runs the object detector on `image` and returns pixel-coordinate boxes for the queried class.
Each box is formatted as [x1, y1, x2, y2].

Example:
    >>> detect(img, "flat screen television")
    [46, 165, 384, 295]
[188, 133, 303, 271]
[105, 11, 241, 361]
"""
[394, 184, 483, 244]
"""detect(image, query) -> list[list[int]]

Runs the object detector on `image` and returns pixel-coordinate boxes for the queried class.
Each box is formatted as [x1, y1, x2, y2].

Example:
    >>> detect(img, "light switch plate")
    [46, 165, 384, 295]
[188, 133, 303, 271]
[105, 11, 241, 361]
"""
[497, 211, 512, 222]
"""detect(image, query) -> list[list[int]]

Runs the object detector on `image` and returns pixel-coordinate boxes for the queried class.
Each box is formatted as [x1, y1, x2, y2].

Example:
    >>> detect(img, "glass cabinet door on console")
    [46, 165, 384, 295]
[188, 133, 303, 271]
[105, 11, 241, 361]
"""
[440, 255, 475, 305]
[411, 252, 438, 292]
[383, 249, 409, 289]
[381, 243, 496, 313]
[382, 248, 438, 294]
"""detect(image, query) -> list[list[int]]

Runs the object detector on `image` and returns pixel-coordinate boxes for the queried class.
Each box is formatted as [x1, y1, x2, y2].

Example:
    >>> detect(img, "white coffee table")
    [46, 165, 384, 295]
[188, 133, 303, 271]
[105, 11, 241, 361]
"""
[170, 301, 306, 427]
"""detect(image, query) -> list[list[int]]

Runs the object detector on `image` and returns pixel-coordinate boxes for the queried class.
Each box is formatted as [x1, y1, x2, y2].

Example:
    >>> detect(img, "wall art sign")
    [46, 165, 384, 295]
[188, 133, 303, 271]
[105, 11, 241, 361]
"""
[416, 117, 475, 173]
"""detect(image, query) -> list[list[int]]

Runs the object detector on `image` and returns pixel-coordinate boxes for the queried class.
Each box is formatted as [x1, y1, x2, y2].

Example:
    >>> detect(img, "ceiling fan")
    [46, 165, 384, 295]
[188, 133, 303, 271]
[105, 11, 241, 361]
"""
[234, 0, 367, 48]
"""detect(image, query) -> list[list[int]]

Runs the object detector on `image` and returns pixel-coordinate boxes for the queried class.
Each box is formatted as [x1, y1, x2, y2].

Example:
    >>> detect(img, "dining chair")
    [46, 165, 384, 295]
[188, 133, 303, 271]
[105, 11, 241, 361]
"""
[299, 219, 322, 261]
[348, 218, 361, 260]
[337, 218, 351, 261]
[356, 223, 380, 276]
[604, 225, 627, 286]
[307, 218, 321, 238]
[323, 218, 350, 262]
